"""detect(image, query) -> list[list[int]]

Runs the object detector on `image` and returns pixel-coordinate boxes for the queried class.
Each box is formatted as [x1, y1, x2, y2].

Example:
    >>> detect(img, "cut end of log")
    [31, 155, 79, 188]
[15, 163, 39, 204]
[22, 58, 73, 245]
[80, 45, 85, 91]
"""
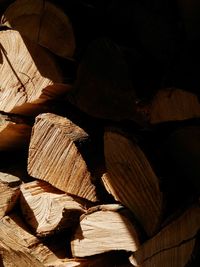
[1, 0, 76, 58]
[71, 204, 140, 257]
[104, 129, 163, 236]
[28, 113, 98, 202]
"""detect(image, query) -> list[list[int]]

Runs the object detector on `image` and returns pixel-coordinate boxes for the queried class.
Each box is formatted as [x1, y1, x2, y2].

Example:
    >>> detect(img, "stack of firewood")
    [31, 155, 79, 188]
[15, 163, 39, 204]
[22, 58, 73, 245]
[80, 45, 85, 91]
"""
[0, 0, 200, 266]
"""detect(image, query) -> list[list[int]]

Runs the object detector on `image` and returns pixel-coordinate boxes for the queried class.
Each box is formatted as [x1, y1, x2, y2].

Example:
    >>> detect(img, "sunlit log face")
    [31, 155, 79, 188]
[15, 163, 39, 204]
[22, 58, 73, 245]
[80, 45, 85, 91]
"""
[0, 30, 63, 115]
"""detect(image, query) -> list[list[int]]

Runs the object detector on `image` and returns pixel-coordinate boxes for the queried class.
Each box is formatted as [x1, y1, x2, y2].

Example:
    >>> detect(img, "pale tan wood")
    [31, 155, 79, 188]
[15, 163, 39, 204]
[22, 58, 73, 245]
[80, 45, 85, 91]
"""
[129, 203, 200, 267]
[71, 204, 140, 257]
[0, 112, 31, 150]
[148, 88, 200, 124]
[0, 171, 21, 218]
[0, 30, 72, 115]
[20, 180, 86, 236]
[28, 113, 98, 202]
[0, 213, 71, 266]
[104, 130, 163, 236]
[1, 0, 75, 58]
[0, 240, 45, 267]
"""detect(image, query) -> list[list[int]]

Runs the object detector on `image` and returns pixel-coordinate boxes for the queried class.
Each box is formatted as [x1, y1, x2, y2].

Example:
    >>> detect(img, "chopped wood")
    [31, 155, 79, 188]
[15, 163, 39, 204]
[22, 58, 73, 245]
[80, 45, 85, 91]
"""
[67, 38, 146, 125]
[147, 88, 200, 124]
[1, 0, 76, 58]
[129, 203, 200, 267]
[0, 213, 70, 266]
[0, 171, 21, 218]
[104, 129, 163, 236]
[0, 240, 45, 267]
[71, 204, 140, 257]
[20, 180, 86, 236]
[0, 111, 32, 150]
[28, 113, 98, 202]
[0, 30, 69, 115]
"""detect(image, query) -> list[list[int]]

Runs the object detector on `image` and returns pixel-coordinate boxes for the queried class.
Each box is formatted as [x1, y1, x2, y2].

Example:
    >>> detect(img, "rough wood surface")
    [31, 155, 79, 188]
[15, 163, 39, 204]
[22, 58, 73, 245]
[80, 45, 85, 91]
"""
[28, 113, 98, 202]
[1, 0, 76, 58]
[0, 171, 21, 218]
[20, 180, 86, 236]
[71, 204, 140, 257]
[0, 112, 32, 150]
[104, 130, 163, 236]
[0, 30, 67, 115]
[129, 203, 200, 267]
[0, 240, 44, 267]
[0, 213, 70, 266]
[148, 88, 200, 124]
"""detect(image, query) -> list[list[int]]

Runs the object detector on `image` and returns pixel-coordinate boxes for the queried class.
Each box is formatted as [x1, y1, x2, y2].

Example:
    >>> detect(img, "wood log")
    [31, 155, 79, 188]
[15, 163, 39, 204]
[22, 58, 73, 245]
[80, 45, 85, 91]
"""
[28, 113, 98, 202]
[0, 213, 70, 266]
[20, 180, 86, 236]
[145, 88, 200, 124]
[0, 30, 72, 116]
[0, 171, 21, 218]
[104, 129, 163, 236]
[0, 111, 32, 150]
[0, 240, 45, 267]
[67, 38, 147, 124]
[129, 203, 200, 267]
[1, 0, 76, 58]
[71, 204, 140, 257]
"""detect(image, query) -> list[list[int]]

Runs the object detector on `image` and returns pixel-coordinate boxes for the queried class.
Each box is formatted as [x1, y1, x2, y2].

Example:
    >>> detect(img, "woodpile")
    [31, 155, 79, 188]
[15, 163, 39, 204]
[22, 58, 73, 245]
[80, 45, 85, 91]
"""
[0, 0, 199, 266]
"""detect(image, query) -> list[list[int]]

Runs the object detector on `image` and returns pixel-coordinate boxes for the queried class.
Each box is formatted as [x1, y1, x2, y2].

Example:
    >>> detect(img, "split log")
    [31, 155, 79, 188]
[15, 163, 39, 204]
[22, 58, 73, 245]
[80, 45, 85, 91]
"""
[129, 203, 200, 267]
[144, 88, 200, 124]
[0, 111, 32, 150]
[0, 30, 72, 115]
[0, 171, 21, 218]
[0, 240, 44, 267]
[104, 129, 163, 236]
[0, 213, 70, 266]
[1, 0, 76, 58]
[28, 113, 98, 202]
[67, 38, 146, 124]
[20, 180, 86, 236]
[71, 204, 140, 257]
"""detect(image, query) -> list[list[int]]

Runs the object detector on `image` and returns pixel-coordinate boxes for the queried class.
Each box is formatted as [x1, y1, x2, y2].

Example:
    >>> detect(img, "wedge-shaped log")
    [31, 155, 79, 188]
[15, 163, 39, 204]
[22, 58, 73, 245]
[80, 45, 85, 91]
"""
[71, 204, 140, 257]
[0, 213, 70, 266]
[20, 180, 86, 236]
[129, 203, 200, 267]
[28, 113, 98, 202]
[0, 171, 21, 218]
[1, 0, 75, 58]
[0, 112, 32, 150]
[0, 30, 69, 115]
[104, 130, 163, 236]
[147, 88, 200, 124]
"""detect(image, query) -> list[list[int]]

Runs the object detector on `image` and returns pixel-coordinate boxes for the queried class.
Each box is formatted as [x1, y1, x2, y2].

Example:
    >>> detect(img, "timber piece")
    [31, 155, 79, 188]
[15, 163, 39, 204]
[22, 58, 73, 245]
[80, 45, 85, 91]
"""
[0, 240, 44, 267]
[20, 180, 86, 237]
[0, 30, 70, 115]
[71, 204, 140, 257]
[1, 0, 75, 58]
[129, 203, 200, 267]
[0, 213, 71, 266]
[147, 88, 200, 124]
[0, 111, 32, 150]
[104, 129, 163, 236]
[28, 113, 98, 202]
[67, 38, 146, 125]
[0, 171, 21, 219]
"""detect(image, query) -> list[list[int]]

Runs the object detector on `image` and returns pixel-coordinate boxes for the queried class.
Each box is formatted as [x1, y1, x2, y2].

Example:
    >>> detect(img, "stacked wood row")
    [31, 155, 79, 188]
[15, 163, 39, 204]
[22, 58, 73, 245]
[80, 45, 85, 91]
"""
[0, 0, 199, 266]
